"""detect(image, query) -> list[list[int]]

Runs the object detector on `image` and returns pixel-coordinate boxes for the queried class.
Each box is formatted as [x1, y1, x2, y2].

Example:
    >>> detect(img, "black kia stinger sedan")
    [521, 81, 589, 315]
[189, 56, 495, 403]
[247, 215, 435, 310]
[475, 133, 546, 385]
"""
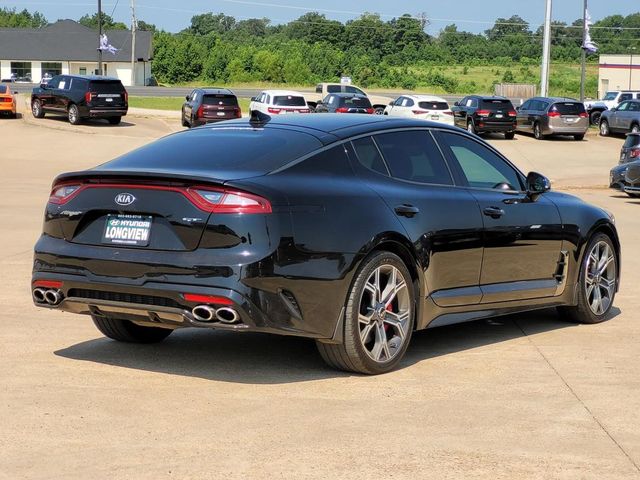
[32, 114, 620, 374]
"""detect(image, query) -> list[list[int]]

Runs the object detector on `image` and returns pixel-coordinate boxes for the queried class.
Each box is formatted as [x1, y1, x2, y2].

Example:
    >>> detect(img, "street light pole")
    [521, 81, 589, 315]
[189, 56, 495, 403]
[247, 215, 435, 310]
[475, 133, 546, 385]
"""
[97, 0, 103, 75]
[540, 0, 553, 96]
[580, 0, 587, 101]
[131, 0, 137, 86]
[630, 48, 636, 90]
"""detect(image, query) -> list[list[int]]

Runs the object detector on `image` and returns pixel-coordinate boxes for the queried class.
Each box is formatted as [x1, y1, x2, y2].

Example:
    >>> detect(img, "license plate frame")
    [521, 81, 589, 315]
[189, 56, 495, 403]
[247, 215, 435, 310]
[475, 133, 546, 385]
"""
[102, 214, 152, 247]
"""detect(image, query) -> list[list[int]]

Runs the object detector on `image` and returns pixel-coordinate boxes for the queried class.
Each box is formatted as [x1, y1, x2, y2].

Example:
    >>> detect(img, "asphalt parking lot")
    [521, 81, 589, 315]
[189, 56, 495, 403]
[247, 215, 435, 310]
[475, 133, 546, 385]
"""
[2, 99, 640, 479]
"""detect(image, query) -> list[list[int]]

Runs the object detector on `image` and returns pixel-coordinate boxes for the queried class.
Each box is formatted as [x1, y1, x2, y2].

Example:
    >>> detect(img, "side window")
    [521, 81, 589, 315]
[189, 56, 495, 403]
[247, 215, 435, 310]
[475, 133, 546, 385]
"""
[374, 130, 453, 185]
[435, 131, 522, 190]
[620, 94, 633, 102]
[394, 97, 404, 106]
[404, 98, 415, 107]
[351, 136, 388, 176]
[617, 102, 629, 112]
[190, 91, 198, 102]
[628, 102, 640, 112]
[315, 84, 322, 94]
[520, 100, 531, 110]
[266, 94, 271, 105]
[466, 98, 474, 107]
[56, 76, 67, 89]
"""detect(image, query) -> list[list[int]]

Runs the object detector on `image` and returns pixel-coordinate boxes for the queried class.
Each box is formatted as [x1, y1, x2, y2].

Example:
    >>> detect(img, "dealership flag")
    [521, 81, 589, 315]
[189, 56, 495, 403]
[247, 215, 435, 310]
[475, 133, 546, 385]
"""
[98, 34, 119, 55]
[582, 10, 598, 53]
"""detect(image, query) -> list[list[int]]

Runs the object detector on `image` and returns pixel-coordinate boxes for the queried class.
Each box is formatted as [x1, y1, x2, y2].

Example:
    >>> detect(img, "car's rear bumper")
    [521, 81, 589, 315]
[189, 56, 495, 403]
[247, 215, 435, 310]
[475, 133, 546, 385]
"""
[475, 121, 516, 132]
[87, 108, 128, 118]
[192, 118, 234, 127]
[0, 103, 15, 112]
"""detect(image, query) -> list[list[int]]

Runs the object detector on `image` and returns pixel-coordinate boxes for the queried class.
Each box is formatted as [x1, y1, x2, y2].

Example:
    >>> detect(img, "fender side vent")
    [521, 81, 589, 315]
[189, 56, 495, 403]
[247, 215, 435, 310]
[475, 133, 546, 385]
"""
[279, 289, 303, 320]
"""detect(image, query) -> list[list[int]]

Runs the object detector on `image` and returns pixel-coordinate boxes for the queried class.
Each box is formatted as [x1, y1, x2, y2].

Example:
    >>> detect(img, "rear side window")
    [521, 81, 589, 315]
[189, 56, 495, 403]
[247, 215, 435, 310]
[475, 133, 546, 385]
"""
[481, 99, 514, 110]
[273, 95, 306, 107]
[327, 85, 341, 93]
[345, 86, 366, 96]
[624, 135, 640, 148]
[351, 137, 388, 176]
[0, 85, 7, 94]
[374, 131, 453, 185]
[72, 78, 89, 91]
[338, 96, 372, 108]
[203, 95, 238, 106]
[551, 102, 585, 115]
[90, 80, 125, 94]
[418, 101, 448, 110]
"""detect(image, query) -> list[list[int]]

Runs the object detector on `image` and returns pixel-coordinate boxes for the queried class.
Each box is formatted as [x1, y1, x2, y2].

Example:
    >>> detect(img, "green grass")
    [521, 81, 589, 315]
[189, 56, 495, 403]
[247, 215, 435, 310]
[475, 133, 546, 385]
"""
[129, 96, 252, 113]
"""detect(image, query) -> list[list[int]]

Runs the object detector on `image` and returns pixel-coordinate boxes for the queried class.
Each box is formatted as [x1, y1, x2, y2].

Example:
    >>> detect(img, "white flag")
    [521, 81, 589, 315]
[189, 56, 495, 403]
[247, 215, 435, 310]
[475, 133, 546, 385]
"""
[98, 34, 119, 55]
[582, 10, 598, 53]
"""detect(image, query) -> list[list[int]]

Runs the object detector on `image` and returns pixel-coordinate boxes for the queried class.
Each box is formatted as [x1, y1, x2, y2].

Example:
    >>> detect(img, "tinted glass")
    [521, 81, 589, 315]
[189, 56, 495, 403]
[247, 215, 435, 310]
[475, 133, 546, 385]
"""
[351, 137, 388, 176]
[337, 96, 372, 108]
[0, 85, 7, 94]
[99, 127, 323, 179]
[345, 86, 366, 95]
[481, 99, 514, 110]
[273, 95, 306, 107]
[375, 131, 453, 185]
[603, 92, 618, 101]
[90, 80, 125, 94]
[436, 131, 522, 190]
[620, 94, 633, 102]
[327, 85, 341, 93]
[520, 100, 531, 110]
[551, 102, 585, 115]
[418, 101, 448, 110]
[71, 78, 89, 91]
[624, 134, 640, 148]
[203, 95, 238, 106]
[628, 102, 640, 112]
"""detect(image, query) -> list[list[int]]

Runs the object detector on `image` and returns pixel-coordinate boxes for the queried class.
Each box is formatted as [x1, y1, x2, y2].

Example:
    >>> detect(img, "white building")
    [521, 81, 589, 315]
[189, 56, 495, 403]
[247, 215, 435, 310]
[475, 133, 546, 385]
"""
[0, 20, 153, 86]
[598, 54, 640, 97]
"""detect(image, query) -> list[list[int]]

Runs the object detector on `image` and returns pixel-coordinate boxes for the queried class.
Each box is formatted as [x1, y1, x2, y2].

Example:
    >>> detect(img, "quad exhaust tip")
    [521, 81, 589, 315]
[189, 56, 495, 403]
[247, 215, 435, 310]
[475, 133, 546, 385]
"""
[216, 307, 240, 324]
[33, 288, 46, 303]
[191, 305, 241, 324]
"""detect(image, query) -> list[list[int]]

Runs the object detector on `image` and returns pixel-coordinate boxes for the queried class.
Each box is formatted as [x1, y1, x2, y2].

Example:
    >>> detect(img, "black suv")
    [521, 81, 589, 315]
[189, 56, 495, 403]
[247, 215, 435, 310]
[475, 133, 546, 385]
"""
[181, 88, 241, 128]
[31, 75, 128, 125]
[452, 95, 517, 139]
[315, 93, 374, 114]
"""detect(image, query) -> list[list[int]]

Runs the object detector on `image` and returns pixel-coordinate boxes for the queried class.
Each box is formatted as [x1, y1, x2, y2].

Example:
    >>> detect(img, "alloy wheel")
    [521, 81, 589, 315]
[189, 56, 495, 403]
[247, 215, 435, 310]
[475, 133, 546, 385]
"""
[632, 125, 640, 134]
[467, 122, 474, 134]
[32, 101, 40, 116]
[600, 121, 609, 136]
[584, 241, 616, 316]
[358, 264, 411, 363]
[68, 106, 78, 124]
[534, 123, 542, 139]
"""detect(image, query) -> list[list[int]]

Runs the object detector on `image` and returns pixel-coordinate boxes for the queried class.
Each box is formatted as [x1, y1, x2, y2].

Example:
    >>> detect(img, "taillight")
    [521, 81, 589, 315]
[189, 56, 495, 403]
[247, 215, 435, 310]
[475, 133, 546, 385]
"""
[267, 107, 282, 114]
[85, 91, 96, 103]
[48, 183, 83, 204]
[183, 294, 233, 305]
[197, 105, 204, 118]
[508, 110, 517, 117]
[336, 107, 349, 113]
[366, 108, 374, 114]
[235, 107, 242, 118]
[579, 112, 588, 118]
[630, 149, 640, 159]
[476, 110, 491, 117]
[548, 110, 561, 118]
[443, 110, 453, 116]
[123, 91, 128, 103]
[0, 97, 11, 103]
[187, 187, 272, 214]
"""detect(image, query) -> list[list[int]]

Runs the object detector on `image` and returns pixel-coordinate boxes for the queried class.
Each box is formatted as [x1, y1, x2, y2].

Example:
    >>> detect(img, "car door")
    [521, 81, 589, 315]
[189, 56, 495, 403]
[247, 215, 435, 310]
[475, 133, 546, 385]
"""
[516, 100, 532, 131]
[349, 131, 485, 308]
[627, 101, 640, 131]
[51, 75, 70, 111]
[38, 75, 59, 111]
[452, 97, 468, 127]
[184, 90, 197, 120]
[611, 101, 629, 132]
[434, 130, 563, 303]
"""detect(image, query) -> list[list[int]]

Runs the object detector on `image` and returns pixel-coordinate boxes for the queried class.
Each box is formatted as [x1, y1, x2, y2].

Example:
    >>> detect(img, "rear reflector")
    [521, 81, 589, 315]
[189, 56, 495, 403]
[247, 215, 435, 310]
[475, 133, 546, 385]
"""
[33, 280, 63, 289]
[183, 293, 233, 305]
[366, 108, 375, 114]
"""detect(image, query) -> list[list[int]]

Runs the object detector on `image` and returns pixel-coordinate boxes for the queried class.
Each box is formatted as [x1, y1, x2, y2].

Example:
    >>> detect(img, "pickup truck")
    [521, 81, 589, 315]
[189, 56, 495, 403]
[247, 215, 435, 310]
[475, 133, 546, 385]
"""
[585, 90, 640, 125]
[307, 83, 393, 114]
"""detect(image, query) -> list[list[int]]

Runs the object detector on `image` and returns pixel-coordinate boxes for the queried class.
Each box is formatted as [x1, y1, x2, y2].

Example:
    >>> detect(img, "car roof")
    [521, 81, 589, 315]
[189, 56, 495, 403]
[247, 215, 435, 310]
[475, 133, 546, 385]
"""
[199, 88, 235, 95]
[63, 74, 122, 82]
[532, 96, 580, 102]
[404, 94, 448, 102]
[260, 89, 306, 96]
[328, 92, 368, 98]
[209, 114, 459, 143]
[469, 95, 509, 100]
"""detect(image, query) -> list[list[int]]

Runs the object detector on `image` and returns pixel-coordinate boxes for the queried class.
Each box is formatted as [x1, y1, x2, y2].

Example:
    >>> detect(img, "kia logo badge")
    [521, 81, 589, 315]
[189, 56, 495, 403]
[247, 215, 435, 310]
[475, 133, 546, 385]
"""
[115, 193, 136, 206]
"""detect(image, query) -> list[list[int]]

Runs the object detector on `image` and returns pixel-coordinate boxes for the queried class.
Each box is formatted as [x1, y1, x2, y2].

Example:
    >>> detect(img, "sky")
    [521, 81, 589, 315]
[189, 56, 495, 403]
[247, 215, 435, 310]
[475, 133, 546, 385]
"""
[1, 0, 638, 34]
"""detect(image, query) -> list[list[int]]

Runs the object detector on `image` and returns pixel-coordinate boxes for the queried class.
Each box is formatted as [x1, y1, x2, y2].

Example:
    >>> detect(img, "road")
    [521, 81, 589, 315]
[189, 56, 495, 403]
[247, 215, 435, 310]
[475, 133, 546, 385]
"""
[2, 109, 639, 479]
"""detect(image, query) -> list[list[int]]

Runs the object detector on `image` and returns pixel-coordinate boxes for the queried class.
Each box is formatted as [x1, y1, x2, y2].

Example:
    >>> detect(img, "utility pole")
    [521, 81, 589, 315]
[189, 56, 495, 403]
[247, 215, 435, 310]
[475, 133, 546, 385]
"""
[97, 0, 103, 75]
[630, 47, 636, 90]
[131, 0, 137, 86]
[580, 0, 587, 101]
[540, 0, 553, 96]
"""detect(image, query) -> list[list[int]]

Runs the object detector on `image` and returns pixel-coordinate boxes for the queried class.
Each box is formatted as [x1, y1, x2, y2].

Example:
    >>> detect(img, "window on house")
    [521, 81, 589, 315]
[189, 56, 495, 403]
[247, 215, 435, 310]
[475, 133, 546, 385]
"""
[11, 62, 32, 81]
[41, 62, 62, 76]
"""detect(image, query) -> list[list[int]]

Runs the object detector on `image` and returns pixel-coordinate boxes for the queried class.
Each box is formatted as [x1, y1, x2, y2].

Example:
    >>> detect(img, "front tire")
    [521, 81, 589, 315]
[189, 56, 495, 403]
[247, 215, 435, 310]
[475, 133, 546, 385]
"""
[590, 110, 602, 126]
[316, 251, 415, 374]
[32, 99, 45, 118]
[107, 116, 121, 125]
[505, 131, 515, 140]
[374, 107, 385, 115]
[467, 120, 476, 135]
[68, 104, 81, 125]
[574, 134, 585, 141]
[600, 120, 610, 136]
[558, 233, 617, 324]
[92, 316, 173, 343]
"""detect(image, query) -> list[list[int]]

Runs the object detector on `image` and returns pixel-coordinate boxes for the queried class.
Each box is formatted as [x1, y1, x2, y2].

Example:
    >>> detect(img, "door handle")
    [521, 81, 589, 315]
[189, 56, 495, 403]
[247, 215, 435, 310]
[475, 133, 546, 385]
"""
[394, 204, 420, 218]
[483, 206, 505, 219]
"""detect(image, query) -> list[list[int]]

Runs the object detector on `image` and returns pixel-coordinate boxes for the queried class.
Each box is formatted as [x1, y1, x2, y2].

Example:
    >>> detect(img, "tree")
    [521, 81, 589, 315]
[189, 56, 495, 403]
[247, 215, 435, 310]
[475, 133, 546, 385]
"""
[0, 7, 47, 28]
[283, 12, 344, 46]
[188, 13, 235, 36]
[137, 20, 156, 32]
[79, 12, 128, 30]
[485, 15, 530, 41]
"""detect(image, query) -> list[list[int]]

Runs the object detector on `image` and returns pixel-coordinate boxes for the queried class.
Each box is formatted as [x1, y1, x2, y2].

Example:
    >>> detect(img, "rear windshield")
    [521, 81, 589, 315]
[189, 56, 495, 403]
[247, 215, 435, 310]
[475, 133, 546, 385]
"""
[203, 95, 238, 106]
[338, 96, 372, 108]
[418, 101, 448, 110]
[97, 126, 323, 179]
[89, 80, 125, 94]
[624, 134, 640, 148]
[551, 102, 586, 115]
[481, 99, 514, 110]
[274, 95, 306, 107]
[0, 85, 7, 94]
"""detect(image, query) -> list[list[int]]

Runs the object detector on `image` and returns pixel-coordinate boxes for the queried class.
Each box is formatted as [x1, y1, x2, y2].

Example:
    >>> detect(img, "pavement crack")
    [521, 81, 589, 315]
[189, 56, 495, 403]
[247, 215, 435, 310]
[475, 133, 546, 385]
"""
[513, 319, 640, 474]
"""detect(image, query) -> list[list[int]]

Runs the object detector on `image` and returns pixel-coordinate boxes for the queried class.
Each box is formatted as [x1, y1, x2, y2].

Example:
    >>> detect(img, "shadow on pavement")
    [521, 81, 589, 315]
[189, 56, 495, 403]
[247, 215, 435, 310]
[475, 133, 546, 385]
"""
[37, 115, 135, 128]
[54, 306, 620, 384]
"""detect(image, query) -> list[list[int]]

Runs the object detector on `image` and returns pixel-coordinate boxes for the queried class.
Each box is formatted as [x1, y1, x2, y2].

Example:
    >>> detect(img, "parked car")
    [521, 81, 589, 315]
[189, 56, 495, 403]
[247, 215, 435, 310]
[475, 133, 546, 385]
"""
[308, 83, 393, 114]
[451, 95, 517, 139]
[32, 115, 620, 374]
[181, 88, 241, 128]
[516, 97, 589, 141]
[0, 84, 17, 118]
[314, 93, 374, 114]
[585, 90, 640, 125]
[610, 133, 640, 196]
[599, 100, 640, 136]
[31, 75, 128, 125]
[144, 76, 158, 87]
[384, 94, 454, 126]
[249, 90, 310, 115]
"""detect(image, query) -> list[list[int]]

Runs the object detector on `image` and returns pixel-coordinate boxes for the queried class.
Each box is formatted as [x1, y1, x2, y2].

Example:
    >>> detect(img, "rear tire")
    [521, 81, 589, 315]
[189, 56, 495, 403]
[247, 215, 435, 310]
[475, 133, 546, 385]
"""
[181, 110, 189, 127]
[557, 233, 617, 324]
[631, 124, 640, 134]
[316, 251, 415, 374]
[92, 315, 173, 343]
[68, 104, 81, 125]
[504, 131, 515, 140]
[600, 120, 610, 137]
[107, 116, 121, 125]
[574, 134, 585, 141]
[374, 107, 385, 115]
[467, 120, 476, 135]
[32, 99, 45, 118]
[533, 122, 544, 140]
[590, 110, 602, 126]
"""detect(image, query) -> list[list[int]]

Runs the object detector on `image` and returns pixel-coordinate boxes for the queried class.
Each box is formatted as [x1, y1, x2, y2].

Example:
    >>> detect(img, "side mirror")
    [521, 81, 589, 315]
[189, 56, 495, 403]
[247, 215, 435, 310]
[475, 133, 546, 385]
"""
[13, 91, 18, 95]
[388, 101, 394, 106]
[610, 106, 617, 112]
[250, 96, 256, 102]
[39, 83, 48, 89]
[526, 171, 551, 198]
[516, 106, 520, 111]
[453, 101, 459, 107]
[185, 95, 190, 100]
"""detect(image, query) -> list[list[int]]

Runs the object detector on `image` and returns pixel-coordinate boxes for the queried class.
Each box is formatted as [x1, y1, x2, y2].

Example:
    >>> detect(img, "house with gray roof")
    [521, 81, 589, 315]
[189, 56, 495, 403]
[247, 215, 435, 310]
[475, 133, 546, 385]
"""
[0, 20, 153, 86]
